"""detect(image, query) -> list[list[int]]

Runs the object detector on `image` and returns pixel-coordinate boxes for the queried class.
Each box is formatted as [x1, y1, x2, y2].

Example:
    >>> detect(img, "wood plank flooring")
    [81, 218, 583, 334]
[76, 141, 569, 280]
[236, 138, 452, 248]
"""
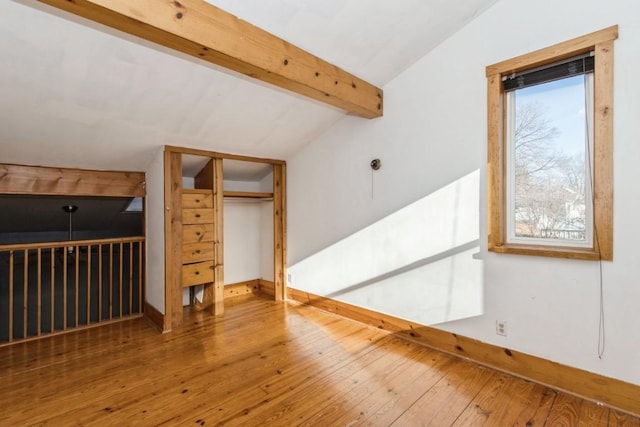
[0, 294, 638, 426]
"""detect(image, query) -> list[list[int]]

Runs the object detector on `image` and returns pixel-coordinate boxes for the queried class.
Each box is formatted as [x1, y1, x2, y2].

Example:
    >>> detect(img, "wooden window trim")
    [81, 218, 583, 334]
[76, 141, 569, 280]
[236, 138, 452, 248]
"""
[486, 26, 617, 261]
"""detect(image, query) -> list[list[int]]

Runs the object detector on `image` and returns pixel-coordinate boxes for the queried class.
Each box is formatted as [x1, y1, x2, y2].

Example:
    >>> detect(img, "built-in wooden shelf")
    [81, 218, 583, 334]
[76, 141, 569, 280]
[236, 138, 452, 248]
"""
[223, 191, 273, 199]
[182, 189, 212, 194]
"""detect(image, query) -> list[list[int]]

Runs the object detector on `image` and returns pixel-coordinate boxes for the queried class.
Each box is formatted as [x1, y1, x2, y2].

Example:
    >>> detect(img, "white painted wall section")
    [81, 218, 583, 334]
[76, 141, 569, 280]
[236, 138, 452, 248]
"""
[224, 200, 262, 284]
[144, 147, 165, 313]
[287, 0, 640, 386]
[289, 171, 481, 324]
[223, 180, 262, 192]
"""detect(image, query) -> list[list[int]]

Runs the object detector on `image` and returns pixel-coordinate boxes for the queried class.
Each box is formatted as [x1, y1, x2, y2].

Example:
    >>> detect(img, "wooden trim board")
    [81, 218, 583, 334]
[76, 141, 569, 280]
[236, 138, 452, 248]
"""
[143, 301, 164, 332]
[0, 163, 145, 197]
[258, 279, 275, 297]
[189, 280, 261, 311]
[224, 279, 261, 298]
[163, 151, 182, 331]
[37, 0, 382, 118]
[486, 73, 503, 253]
[0, 236, 144, 251]
[0, 314, 144, 349]
[165, 145, 285, 165]
[223, 191, 273, 199]
[212, 158, 225, 315]
[272, 164, 286, 301]
[592, 39, 615, 260]
[286, 287, 640, 416]
[486, 25, 618, 76]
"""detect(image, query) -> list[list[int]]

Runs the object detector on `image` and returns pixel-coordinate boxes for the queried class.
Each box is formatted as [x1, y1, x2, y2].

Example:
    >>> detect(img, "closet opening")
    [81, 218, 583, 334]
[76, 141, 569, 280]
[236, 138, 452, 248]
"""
[164, 147, 286, 331]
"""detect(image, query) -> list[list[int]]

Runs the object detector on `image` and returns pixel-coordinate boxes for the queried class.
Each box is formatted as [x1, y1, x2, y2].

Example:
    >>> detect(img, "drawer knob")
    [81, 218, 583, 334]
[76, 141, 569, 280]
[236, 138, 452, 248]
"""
[196, 232, 201, 236]
[195, 271, 200, 275]
[196, 199, 200, 203]
[195, 214, 201, 218]
[196, 250, 201, 254]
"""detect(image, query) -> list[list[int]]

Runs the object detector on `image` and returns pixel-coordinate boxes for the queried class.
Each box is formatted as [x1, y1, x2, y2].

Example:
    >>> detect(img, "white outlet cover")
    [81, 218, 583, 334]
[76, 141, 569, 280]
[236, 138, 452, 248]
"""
[496, 320, 507, 336]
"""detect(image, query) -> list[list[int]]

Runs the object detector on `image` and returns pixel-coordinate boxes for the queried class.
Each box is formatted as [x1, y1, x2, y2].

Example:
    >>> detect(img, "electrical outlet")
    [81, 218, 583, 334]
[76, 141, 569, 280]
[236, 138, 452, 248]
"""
[287, 273, 292, 284]
[496, 320, 507, 336]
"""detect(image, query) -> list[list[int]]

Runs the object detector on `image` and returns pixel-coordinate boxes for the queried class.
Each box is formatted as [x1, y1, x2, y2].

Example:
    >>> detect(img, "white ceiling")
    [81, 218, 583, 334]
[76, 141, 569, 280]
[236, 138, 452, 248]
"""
[0, 0, 497, 174]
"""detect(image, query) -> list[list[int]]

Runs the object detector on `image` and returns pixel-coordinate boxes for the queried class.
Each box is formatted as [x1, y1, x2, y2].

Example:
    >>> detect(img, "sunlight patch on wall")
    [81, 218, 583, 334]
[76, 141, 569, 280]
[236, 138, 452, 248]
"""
[289, 170, 482, 325]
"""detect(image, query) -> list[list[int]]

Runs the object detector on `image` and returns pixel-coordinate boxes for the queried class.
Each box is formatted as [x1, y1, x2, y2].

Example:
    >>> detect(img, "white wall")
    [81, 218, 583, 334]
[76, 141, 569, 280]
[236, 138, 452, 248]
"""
[224, 200, 262, 284]
[259, 172, 273, 193]
[145, 147, 165, 313]
[287, 0, 640, 385]
[224, 180, 262, 192]
[224, 173, 276, 283]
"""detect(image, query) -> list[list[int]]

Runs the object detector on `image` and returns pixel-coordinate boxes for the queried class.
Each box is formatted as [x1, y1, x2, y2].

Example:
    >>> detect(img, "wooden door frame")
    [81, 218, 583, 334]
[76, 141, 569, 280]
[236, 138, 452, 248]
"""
[163, 146, 287, 331]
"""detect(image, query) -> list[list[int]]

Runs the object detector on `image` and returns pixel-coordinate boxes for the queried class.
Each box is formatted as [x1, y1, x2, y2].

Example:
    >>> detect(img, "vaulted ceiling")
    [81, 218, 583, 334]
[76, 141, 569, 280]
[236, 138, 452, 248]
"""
[0, 0, 497, 173]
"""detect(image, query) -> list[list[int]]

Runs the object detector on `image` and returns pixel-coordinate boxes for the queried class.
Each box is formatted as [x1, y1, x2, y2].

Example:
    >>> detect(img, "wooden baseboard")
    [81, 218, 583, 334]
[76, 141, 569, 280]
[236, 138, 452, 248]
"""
[188, 279, 271, 313]
[287, 287, 640, 417]
[258, 279, 275, 296]
[190, 280, 262, 312]
[144, 301, 165, 332]
[225, 279, 261, 298]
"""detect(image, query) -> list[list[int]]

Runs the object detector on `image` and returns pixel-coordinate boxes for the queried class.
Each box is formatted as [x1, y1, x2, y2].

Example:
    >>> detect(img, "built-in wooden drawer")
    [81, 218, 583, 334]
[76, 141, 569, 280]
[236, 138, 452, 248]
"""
[182, 260, 214, 287]
[182, 208, 214, 225]
[182, 191, 213, 209]
[183, 242, 214, 264]
[183, 224, 214, 244]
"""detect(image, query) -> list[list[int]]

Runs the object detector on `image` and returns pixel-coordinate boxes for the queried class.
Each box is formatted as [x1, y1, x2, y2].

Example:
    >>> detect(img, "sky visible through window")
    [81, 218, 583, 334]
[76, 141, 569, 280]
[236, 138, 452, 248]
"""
[516, 75, 587, 157]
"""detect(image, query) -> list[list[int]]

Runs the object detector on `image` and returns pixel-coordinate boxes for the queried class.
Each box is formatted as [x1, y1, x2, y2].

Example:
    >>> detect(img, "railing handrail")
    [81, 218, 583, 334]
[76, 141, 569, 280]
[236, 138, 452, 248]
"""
[0, 236, 145, 252]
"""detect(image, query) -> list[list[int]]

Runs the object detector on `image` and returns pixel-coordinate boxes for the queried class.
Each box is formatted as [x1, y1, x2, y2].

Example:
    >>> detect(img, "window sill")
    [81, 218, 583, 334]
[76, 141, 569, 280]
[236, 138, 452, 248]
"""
[489, 243, 603, 261]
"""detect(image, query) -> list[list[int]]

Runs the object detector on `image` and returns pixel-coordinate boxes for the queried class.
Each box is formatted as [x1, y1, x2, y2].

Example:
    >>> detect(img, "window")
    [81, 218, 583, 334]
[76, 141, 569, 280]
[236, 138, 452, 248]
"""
[486, 26, 617, 260]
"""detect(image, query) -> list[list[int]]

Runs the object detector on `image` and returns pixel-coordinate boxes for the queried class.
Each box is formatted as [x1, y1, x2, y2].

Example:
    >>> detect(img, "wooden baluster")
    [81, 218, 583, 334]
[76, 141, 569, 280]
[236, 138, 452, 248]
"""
[37, 248, 42, 336]
[109, 244, 113, 320]
[98, 244, 103, 321]
[119, 243, 123, 318]
[75, 245, 79, 328]
[50, 248, 55, 333]
[87, 244, 91, 325]
[138, 241, 143, 314]
[129, 242, 133, 316]
[9, 250, 14, 342]
[63, 248, 67, 330]
[23, 249, 28, 339]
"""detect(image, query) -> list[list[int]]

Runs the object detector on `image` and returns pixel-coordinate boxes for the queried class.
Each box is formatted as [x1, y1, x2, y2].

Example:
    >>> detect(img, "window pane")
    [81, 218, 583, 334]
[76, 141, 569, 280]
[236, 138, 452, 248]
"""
[508, 75, 591, 244]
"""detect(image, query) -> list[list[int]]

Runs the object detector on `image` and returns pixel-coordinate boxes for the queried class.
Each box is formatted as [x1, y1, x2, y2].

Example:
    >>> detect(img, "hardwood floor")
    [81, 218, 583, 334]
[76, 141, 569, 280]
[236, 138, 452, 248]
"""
[0, 294, 638, 426]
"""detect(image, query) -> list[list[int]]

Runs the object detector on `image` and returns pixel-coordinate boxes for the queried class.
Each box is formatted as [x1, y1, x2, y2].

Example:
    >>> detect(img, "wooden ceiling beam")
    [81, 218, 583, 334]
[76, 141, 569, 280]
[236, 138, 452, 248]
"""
[37, 0, 383, 118]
